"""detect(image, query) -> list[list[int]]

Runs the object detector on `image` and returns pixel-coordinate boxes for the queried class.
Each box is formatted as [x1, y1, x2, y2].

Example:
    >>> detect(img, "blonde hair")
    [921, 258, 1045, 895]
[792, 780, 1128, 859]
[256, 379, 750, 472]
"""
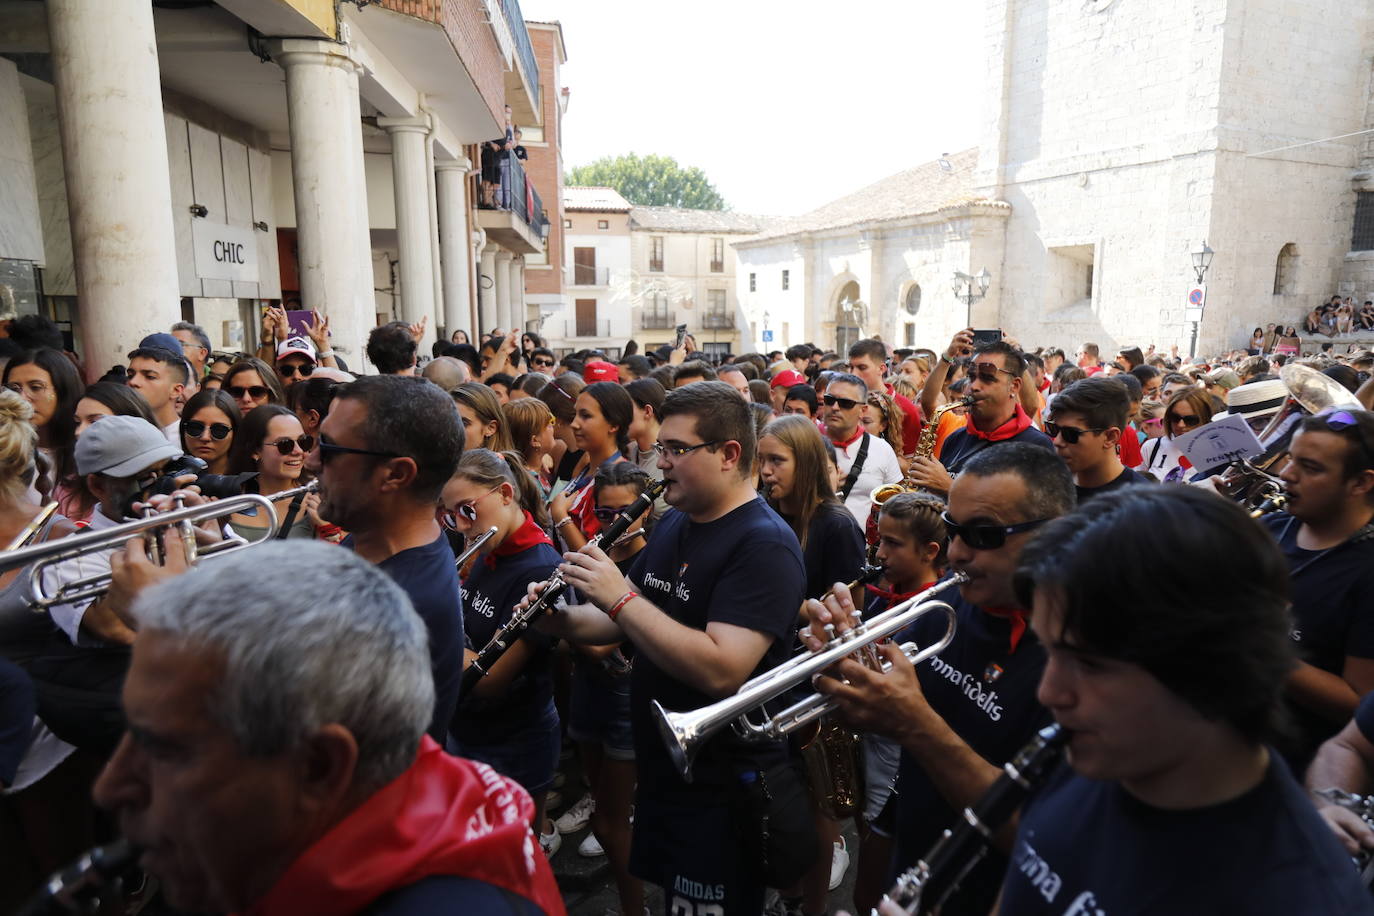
[890, 376, 920, 401]
[0, 389, 38, 503]
[866, 391, 905, 458]
[502, 396, 553, 463]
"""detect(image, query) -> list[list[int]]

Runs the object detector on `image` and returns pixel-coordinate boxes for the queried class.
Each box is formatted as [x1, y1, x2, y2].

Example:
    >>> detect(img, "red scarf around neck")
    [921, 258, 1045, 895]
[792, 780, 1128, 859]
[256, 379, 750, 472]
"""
[964, 402, 1034, 442]
[831, 425, 865, 450]
[486, 510, 553, 568]
[982, 606, 1029, 653]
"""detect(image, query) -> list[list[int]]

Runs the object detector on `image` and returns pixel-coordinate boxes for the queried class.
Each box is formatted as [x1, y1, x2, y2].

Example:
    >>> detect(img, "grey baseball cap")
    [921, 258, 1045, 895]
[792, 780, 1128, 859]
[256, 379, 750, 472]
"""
[75, 415, 181, 477]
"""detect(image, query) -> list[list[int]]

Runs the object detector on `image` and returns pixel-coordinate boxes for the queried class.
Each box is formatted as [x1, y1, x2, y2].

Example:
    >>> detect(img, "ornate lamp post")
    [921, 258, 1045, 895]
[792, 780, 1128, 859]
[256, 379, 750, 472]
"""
[952, 267, 992, 327]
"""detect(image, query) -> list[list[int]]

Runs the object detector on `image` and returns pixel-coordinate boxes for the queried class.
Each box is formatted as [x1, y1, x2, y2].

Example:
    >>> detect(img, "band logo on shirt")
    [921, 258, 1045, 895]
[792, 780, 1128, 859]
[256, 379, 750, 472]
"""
[1013, 838, 1106, 915]
[641, 568, 692, 603]
[460, 586, 497, 620]
[925, 656, 1005, 721]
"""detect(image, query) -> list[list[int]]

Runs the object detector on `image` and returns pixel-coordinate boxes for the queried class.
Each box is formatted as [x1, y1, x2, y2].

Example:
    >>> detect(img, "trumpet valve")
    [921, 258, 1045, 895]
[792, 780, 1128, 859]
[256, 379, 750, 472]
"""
[823, 622, 837, 644]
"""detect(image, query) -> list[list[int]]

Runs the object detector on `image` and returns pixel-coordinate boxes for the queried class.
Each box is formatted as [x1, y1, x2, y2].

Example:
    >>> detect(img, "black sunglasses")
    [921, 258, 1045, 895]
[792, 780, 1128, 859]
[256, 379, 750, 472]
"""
[278, 362, 315, 378]
[1044, 421, 1106, 445]
[532, 357, 555, 368]
[594, 505, 635, 522]
[1168, 413, 1203, 429]
[184, 420, 232, 441]
[227, 385, 271, 400]
[316, 439, 400, 463]
[822, 394, 860, 411]
[265, 435, 315, 456]
[941, 511, 1048, 551]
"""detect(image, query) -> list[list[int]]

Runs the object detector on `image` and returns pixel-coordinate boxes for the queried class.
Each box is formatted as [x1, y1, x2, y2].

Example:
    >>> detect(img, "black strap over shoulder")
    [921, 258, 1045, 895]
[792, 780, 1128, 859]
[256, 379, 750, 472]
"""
[838, 433, 870, 501]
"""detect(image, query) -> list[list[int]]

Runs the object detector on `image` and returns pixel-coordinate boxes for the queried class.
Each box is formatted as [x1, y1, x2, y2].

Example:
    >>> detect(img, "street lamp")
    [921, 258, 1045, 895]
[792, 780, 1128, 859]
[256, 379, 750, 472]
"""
[1187, 241, 1214, 359]
[952, 268, 993, 326]
[1191, 241, 1214, 286]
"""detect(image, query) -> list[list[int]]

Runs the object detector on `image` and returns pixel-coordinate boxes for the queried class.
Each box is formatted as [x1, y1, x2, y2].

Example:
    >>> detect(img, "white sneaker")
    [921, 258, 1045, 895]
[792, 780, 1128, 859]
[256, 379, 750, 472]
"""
[828, 836, 850, 891]
[578, 831, 605, 857]
[555, 792, 595, 834]
[539, 825, 562, 858]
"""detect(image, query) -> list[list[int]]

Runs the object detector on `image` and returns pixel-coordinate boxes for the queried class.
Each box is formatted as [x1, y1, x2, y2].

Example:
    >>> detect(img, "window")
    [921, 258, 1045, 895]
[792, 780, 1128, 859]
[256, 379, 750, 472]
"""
[1274, 243, 1298, 294]
[573, 247, 597, 285]
[782, 269, 790, 291]
[704, 289, 731, 328]
[710, 238, 725, 272]
[903, 284, 921, 316]
[575, 299, 598, 337]
[642, 293, 672, 329]
[904, 323, 916, 347]
[1085, 264, 1094, 299]
[649, 236, 664, 272]
[563, 219, 572, 228]
[520, 125, 545, 142]
[597, 219, 609, 230]
[749, 273, 756, 292]
[1354, 193, 1374, 251]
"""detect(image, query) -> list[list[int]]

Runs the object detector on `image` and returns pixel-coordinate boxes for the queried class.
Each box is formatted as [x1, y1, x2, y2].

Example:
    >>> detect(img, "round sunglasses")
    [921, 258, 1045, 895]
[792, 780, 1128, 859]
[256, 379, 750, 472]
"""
[184, 420, 232, 440]
[263, 434, 315, 456]
[278, 362, 315, 379]
[438, 486, 502, 530]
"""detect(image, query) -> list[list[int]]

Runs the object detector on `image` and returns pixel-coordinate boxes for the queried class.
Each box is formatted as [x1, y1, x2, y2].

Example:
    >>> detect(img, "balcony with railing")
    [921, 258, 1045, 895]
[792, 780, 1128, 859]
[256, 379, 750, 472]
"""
[567, 265, 611, 287]
[641, 311, 676, 330]
[563, 319, 612, 338]
[477, 152, 547, 254]
[702, 311, 735, 330]
[500, 0, 541, 120]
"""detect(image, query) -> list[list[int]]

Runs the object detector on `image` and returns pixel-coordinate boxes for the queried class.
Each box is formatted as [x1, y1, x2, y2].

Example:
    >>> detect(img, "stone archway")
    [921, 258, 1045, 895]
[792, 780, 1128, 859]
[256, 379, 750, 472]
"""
[833, 280, 862, 354]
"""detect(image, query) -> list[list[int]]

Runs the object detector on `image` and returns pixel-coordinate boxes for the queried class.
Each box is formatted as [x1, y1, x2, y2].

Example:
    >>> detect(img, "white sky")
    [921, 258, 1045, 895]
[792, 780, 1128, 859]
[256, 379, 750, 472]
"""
[519, 0, 987, 217]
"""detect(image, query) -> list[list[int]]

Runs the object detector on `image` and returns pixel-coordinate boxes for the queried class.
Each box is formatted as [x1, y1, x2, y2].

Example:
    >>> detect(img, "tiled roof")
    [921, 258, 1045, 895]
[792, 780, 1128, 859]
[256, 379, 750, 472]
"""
[742, 148, 985, 244]
[563, 186, 633, 212]
[628, 205, 775, 234]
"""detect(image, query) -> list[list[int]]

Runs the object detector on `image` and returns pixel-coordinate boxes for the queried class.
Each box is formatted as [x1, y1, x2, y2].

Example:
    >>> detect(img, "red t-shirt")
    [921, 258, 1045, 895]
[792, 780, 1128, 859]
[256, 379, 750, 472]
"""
[887, 385, 922, 455]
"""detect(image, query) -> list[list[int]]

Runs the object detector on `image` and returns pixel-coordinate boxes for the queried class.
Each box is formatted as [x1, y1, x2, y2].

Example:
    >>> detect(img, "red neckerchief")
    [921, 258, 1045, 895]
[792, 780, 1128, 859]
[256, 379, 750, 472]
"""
[238, 737, 566, 916]
[486, 511, 553, 568]
[866, 579, 938, 607]
[964, 403, 1034, 443]
[982, 606, 1029, 653]
[1038, 377, 1051, 394]
[831, 426, 865, 450]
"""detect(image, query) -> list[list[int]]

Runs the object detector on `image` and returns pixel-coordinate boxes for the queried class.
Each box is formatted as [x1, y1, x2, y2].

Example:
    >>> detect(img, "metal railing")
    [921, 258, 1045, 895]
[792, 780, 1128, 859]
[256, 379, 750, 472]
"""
[564, 319, 611, 338]
[479, 153, 547, 240]
[702, 312, 735, 330]
[641, 312, 675, 330]
[499, 0, 541, 113]
[568, 266, 610, 286]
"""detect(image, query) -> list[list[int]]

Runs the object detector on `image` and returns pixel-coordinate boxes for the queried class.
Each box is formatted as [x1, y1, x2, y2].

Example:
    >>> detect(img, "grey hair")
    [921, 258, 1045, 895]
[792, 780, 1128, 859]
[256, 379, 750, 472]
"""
[132, 541, 434, 788]
[170, 321, 212, 352]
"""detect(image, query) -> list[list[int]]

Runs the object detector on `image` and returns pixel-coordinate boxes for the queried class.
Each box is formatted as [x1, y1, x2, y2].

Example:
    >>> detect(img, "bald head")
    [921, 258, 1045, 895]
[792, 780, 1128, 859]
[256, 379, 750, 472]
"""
[422, 356, 470, 390]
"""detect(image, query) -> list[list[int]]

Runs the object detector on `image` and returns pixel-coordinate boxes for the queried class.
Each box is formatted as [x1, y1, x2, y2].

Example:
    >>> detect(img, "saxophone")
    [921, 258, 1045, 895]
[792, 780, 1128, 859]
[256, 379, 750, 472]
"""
[865, 396, 972, 554]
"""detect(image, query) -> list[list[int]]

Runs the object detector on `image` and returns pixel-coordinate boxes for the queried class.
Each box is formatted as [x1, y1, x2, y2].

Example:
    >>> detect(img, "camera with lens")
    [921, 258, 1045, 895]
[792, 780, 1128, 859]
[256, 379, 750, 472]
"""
[138, 455, 258, 505]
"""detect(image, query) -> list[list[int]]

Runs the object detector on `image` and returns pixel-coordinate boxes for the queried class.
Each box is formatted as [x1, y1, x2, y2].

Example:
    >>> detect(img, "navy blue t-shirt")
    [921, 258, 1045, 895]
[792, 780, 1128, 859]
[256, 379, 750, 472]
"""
[1076, 465, 1150, 504]
[364, 875, 547, 915]
[891, 583, 1051, 916]
[1357, 690, 1374, 744]
[627, 497, 805, 796]
[788, 501, 866, 600]
[452, 541, 561, 745]
[999, 755, 1374, 915]
[1261, 514, 1374, 761]
[349, 534, 465, 746]
[938, 423, 1054, 476]
[0, 657, 35, 786]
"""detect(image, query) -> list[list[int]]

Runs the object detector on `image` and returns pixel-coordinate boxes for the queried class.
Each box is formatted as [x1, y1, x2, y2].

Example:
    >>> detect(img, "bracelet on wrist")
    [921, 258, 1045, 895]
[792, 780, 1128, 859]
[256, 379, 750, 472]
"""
[318, 348, 335, 358]
[607, 590, 637, 620]
[554, 517, 576, 530]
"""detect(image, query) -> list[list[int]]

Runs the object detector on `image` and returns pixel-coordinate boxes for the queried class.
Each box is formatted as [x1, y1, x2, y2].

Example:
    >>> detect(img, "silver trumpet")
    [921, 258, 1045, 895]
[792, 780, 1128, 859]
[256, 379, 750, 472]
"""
[653, 573, 965, 780]
[454, 525, 499, 571]
[3, 492, 299, 610]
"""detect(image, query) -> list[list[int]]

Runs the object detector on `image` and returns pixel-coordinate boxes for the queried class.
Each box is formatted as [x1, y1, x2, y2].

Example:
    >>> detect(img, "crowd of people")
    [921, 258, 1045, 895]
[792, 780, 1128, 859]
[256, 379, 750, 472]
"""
[3, 309, 1374, 915]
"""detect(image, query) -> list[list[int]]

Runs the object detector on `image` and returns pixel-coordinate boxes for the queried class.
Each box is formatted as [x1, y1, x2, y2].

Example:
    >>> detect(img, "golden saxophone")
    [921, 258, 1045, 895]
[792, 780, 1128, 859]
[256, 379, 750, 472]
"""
[870, 395, 973, 508]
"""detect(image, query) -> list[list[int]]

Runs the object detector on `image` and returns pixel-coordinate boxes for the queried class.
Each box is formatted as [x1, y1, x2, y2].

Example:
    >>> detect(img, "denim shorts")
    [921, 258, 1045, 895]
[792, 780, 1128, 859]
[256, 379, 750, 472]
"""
[567, 661, 635, 760]
[449, 700, 561, 797]
[863, 733, 902, 830]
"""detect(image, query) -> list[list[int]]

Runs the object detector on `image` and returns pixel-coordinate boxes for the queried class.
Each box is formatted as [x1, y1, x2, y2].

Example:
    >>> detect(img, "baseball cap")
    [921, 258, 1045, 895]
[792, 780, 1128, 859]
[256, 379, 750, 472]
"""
[584, 360, 619, 383]
[1205, 368, 1241, 391]
[770, 369, 808, 389]
[1226, 379, 1288, 420]
[131, 332, 184, 359]
[276, 336, 318, 363]
[75, 415, 181, 477]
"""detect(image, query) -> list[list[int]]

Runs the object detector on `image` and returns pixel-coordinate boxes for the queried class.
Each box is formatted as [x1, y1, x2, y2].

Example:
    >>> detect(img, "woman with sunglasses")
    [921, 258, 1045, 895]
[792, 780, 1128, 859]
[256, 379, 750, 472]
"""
[441, 448, 561, 848]
[559, 462, 654, 912]
[1141, 387, 1215, 480]
[502, 396, 557, 499]
[179, 389, 241, 476]
[222, 357, 286, 415]
[451, 382, 514, 453]
[226, 405, 318, 542]
[551, 382, 634, 551]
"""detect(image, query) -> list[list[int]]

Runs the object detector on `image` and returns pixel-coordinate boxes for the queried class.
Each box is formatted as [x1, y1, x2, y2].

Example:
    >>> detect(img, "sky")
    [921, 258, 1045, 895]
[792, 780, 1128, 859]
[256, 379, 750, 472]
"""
[519, 0, 987, 217]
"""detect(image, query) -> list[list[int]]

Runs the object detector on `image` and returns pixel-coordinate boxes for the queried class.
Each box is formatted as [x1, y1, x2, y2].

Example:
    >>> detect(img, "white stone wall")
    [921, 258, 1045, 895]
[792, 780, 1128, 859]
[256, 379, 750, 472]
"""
[0, 60, 43, 267]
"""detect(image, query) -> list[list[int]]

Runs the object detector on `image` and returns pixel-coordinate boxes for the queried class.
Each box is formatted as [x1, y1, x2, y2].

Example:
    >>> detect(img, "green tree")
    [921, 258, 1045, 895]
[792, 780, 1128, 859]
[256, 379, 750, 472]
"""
[566, 153, 727, 210]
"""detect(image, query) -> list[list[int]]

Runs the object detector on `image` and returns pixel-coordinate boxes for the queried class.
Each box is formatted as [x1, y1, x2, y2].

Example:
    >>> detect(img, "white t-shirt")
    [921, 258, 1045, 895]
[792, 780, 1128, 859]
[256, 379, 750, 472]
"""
[833, 432, 903, 526]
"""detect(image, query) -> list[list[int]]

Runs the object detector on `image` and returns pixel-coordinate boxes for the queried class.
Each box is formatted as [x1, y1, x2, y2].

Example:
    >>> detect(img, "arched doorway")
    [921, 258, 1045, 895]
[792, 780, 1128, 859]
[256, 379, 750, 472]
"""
[834, 280, 862, 354]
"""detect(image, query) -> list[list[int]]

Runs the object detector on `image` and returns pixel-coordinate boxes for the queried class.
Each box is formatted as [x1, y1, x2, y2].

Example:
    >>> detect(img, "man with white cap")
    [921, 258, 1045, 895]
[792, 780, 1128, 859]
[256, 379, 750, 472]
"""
[40, 415, 183, 646]
[275, 336, 320, 387]
[1226, 377, 1290, 441]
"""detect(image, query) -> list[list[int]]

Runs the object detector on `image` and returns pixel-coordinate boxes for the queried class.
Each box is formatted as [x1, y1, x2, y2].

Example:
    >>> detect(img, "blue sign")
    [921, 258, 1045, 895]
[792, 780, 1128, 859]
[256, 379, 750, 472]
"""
[762, 330, 774, 343]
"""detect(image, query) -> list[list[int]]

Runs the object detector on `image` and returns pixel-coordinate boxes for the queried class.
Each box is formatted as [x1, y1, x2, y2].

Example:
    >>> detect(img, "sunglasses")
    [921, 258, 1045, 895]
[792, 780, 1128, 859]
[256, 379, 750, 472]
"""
[972, 362, 1014, 385]
[1143, 417, 1164, 428]
[1044, 421, 1106, 444]
[264, 435, 315, 456]
[822, 394, 860, 411]
[1169, 413, 1202, 429]
[227, 385, 271, 401]
[278, 362, 315, 378]
[184, 420, 232, 441]
[316, 438, 401, 464]
[594, 504, 637, 522]
[532, 358, 555, 368]
[438, 486, 501, 529]
[1323, 409, 1359, 430]
[941, 511, 1048, 550]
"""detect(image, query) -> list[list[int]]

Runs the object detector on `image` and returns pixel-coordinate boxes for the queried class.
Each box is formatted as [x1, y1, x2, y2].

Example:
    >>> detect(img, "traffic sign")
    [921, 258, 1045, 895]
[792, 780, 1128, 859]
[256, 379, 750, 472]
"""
[762, 329, 774, 343]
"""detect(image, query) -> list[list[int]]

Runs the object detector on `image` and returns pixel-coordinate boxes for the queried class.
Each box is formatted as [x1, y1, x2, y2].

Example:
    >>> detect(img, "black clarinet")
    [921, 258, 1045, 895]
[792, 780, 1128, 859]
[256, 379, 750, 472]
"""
[459, 478, 666, 697]
[887, 723, 1068, 914]
[17, 839, 138, 916]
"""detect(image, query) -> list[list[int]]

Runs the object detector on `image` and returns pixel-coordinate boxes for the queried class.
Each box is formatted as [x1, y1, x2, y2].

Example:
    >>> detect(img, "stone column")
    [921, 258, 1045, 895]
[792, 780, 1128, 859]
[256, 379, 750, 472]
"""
[508, 255, 525, 333]
[47, 0, 180, 379]
[424, 130, 444, 341]
[273, 39, 373, 368]
[478, 246, 498, 335]
[436, 160, 473, 340]
[493, 249, 512, 335]
[377, 117, 437, 353]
